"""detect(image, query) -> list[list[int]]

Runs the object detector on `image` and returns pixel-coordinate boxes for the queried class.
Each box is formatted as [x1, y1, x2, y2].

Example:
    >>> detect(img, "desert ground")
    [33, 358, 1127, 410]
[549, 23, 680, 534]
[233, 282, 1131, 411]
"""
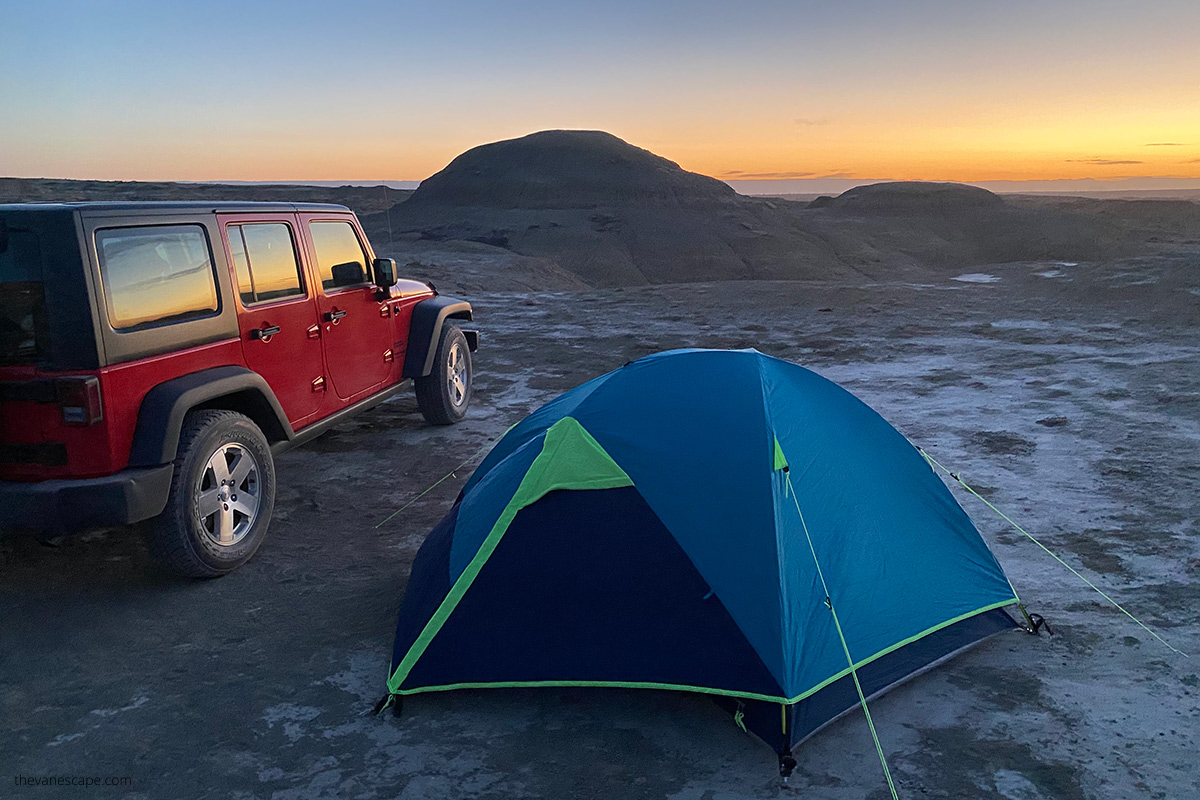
[3, 245, 1199, 799]
[3, 136, 1200, 798]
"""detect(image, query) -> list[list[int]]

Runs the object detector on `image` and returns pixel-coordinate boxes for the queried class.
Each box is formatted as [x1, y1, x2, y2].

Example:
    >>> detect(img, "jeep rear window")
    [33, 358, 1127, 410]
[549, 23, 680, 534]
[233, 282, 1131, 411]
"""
[96, 225, 219, 330]
[227, 223, 306, 305]
[0, 220, 49, 364]
[309, 221, 369, 291]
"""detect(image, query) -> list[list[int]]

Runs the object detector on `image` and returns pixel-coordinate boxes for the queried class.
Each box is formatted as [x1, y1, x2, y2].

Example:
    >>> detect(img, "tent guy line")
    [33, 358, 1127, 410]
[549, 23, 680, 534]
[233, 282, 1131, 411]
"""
[785, 467, 900, 799]
[917, 448, 1189, 659]
[375, 436, 498, 529]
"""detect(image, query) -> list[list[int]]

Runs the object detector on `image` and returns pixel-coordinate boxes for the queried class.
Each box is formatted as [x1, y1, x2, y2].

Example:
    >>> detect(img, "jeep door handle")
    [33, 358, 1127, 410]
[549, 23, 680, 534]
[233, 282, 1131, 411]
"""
[250, 325, 281, 340]
[324, 309, 347, 322]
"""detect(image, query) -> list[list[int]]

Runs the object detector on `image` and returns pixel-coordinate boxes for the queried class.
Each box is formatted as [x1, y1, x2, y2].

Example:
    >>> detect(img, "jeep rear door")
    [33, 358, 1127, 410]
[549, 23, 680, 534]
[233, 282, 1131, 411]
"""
[218, 213, 327, 427]
[299, 214, 392, 401]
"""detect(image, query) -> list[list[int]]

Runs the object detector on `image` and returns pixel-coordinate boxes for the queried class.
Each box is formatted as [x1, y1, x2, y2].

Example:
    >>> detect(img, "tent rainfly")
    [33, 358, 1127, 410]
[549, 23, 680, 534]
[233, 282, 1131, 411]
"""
[382, 349, 1020, 776]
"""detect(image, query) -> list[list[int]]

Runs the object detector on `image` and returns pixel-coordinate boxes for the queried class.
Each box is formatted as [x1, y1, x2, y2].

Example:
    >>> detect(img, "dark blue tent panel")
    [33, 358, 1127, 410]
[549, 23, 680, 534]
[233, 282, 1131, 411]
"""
[385, 349, 1020, 761]
[398, 487, 783, 697]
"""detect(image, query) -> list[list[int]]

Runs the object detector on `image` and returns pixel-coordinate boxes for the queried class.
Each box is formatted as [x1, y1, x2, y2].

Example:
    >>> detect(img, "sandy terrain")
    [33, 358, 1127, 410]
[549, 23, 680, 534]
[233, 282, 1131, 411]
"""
[2, 244, 1198, 799]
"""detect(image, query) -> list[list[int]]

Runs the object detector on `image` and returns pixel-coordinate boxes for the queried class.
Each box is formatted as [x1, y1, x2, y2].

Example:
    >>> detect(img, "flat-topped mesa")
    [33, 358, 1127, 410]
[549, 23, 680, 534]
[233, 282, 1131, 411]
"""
[407, 130, 740, 210]
[829, 181, 1004, 213]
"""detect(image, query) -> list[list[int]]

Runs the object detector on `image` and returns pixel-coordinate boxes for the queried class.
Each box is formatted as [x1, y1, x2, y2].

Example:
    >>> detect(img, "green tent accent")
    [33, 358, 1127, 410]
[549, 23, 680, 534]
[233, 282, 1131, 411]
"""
[513, 415, 633, 502]
[388, 416, 631, 692]
[773, 437, 789, 471]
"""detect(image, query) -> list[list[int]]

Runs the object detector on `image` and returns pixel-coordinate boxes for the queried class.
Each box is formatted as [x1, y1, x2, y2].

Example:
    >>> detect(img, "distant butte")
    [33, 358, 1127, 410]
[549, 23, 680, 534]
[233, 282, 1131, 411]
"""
[378, 130, 1123, 286]
[405, 130, 739, 210]
[828, 181, 1004, 212]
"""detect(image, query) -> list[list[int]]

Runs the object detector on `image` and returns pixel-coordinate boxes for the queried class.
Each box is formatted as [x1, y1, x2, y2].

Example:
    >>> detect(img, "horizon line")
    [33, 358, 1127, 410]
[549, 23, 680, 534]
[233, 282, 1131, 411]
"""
[4, 175, 1200, 197]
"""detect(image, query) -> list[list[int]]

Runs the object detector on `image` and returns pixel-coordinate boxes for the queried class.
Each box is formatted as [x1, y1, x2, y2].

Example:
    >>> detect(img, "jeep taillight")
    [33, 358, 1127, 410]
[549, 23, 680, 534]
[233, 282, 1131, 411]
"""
[55, 377, 103, 425]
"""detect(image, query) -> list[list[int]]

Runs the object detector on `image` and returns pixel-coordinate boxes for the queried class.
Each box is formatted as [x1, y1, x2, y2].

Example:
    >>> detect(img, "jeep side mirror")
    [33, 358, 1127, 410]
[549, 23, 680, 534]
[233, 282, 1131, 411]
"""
[372, 258, 396, 288]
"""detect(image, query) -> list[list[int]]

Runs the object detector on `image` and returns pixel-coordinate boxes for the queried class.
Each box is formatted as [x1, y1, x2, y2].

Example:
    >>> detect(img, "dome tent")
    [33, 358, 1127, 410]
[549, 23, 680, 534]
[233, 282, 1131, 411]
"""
[383, 349, 1019, 772]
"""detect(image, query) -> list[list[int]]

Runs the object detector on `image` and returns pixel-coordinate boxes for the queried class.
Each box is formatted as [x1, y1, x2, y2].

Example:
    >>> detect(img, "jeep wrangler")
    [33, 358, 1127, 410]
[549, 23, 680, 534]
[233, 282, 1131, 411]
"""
[0, 202, 476, 577]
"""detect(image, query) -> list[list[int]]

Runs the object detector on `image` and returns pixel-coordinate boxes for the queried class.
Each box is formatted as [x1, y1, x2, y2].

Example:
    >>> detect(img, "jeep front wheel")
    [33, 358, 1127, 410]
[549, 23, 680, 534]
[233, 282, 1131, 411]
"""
[146, 409, 276, 578]
[415, 324, 472, 425]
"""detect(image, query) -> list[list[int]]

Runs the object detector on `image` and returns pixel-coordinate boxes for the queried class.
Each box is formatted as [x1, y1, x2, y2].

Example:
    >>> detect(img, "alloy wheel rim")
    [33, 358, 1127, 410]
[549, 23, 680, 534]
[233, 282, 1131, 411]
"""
[197, 443, 261, 546]
[447, 341, 468, 407]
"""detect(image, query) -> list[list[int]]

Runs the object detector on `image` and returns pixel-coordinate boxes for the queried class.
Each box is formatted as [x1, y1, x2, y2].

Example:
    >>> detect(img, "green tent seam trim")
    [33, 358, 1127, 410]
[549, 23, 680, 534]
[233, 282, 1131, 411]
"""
[387, 598, 1017, 701]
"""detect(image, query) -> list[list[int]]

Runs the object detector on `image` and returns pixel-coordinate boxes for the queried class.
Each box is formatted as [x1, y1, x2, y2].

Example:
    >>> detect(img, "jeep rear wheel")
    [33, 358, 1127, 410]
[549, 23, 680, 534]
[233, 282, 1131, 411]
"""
[146, 410, 276, 578]
[415, 324, 472, 425]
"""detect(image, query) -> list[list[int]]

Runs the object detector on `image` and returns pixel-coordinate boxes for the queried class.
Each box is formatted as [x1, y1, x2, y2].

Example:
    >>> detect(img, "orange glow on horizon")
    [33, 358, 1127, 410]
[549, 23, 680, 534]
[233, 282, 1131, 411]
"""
[9, 93, 1200, 186]
[44, 138, 1197, 186]
[29, 126, 1198, 187]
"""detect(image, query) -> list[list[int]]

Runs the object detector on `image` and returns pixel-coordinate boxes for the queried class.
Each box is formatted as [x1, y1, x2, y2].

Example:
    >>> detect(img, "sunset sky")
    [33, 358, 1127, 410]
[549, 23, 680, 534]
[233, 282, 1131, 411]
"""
[3, 0, 1199, 191]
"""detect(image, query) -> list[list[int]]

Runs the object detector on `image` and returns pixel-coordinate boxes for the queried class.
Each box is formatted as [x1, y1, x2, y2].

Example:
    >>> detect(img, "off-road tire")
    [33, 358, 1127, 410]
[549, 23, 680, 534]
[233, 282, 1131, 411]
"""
[415, 324, 472, 425]
[145, 410, 276, 578]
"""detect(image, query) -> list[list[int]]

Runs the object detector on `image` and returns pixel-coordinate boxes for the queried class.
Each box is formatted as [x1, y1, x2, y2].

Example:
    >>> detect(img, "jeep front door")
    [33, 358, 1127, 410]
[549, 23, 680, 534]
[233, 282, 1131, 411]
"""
[301, 216, 392, 401]
[219, 214, 326, 426]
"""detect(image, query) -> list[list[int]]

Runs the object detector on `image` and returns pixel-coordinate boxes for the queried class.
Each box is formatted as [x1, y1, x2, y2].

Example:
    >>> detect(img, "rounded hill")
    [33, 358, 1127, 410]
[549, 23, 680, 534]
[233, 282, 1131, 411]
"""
[829, 181, 1004, 213]
[406, 130, 739, 210]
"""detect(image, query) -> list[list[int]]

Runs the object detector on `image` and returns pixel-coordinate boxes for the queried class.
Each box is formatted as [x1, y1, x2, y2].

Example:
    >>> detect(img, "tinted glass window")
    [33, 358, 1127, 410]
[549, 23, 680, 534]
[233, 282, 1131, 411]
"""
[309, 221, 367, 291]
[227, 225, 254, 302]
[96, 225, 219, 330]
[0, 221, 48, 364]
[227, 223, 304, 305]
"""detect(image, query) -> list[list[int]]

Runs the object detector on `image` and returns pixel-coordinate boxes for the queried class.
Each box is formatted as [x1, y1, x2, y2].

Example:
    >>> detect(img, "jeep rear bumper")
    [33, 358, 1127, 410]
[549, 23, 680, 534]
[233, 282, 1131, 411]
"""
[0, 465, 174, 532]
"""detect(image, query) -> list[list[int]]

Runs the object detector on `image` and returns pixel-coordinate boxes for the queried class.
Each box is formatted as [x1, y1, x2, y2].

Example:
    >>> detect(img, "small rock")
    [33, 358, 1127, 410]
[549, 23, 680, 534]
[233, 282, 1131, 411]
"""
[1037, 416, 1069, 427]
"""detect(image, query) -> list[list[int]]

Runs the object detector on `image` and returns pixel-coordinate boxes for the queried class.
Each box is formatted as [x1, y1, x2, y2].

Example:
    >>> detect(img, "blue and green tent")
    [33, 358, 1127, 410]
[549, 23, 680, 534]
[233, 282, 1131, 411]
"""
[384, 349, 1019, 770]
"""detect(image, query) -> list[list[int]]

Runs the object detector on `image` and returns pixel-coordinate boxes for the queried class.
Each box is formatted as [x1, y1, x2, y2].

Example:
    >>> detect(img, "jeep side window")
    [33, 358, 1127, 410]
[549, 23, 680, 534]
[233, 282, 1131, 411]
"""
[226, 223, 305, 305]
[308, 221, 368, 291]
[0, 221, 48, 364]
[95, 225, 219, 330]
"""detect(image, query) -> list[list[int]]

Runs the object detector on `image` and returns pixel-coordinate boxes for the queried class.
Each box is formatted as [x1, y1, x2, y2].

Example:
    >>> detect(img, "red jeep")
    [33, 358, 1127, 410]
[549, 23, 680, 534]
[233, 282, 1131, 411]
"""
[0, 202, 476, 576]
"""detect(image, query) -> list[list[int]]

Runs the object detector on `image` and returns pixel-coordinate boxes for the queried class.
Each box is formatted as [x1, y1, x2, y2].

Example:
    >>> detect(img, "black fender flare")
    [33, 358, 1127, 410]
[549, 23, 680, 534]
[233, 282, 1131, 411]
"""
[128, 366, 294, 467]
[402, 297, 474, 379]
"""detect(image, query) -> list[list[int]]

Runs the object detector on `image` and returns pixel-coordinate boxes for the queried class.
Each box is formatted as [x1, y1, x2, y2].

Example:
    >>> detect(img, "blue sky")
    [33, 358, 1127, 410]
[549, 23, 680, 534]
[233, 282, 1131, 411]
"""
[2, 0, 1198, 190]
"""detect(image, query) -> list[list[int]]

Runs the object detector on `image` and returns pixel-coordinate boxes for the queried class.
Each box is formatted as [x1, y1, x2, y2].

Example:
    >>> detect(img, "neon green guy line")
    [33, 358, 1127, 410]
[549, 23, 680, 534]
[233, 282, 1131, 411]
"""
[786, 470, 899, 800]
[919, 448, 1025, 606]
[918, 448, 1189, 659]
